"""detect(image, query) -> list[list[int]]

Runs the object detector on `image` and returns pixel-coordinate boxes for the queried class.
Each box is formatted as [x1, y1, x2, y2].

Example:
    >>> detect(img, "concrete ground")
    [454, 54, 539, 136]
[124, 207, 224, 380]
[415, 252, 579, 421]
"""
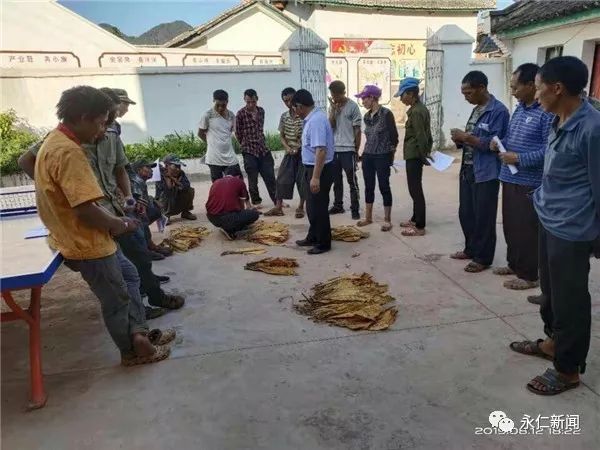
[2, 163, 599, 449]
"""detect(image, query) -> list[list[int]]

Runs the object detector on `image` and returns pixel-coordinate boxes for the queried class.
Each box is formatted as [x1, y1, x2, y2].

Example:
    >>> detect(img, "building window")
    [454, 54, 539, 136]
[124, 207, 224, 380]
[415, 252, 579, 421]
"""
[545, 46, 563, 62]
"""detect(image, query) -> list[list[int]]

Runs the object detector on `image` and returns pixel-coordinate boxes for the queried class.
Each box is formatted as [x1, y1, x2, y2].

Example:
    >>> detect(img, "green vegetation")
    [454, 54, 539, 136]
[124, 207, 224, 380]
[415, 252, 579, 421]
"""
[0, 110, 39, 176]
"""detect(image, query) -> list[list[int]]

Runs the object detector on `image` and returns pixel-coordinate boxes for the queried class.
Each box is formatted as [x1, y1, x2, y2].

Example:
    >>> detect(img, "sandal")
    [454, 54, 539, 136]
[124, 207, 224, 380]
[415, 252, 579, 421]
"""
[149, 293, 185, 310]
[504, 278, 540, 290]
[464, 261, 489, 273]
[381, 222, 393, 232]
[400, 220, 416, 228]
[295, 208, 305, 219]
[509, 339, 553, 361]
[121, 344, 171, 367]
[526, 368, 580, 396]
[450, 251, 471, 260]
[401, 228, 425, 237]
[356, 219, 372, 227]
[148, 328, 177, 346]
[492, 266, 514, 276]
[264, 207, 284, 216]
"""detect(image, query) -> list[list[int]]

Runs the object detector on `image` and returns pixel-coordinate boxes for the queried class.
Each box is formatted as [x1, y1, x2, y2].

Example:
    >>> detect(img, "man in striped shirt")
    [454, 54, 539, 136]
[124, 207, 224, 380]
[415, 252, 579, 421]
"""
[491, 63, 553, 290]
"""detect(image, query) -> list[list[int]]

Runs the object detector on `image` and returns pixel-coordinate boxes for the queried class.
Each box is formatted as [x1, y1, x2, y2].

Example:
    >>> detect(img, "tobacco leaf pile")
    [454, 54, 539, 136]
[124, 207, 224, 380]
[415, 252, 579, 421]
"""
[245, 257, 299, 276]
[246, 220, 289, 246]
[221, 247, 267, 256]
[160, 226, 210, 252]
[295, 273, 397, 331]
[331, 225, 370, 242]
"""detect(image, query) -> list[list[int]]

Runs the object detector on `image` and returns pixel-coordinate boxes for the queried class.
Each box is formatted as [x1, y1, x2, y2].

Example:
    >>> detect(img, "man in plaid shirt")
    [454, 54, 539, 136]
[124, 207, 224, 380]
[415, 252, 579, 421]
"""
[235, 88, 277, 207]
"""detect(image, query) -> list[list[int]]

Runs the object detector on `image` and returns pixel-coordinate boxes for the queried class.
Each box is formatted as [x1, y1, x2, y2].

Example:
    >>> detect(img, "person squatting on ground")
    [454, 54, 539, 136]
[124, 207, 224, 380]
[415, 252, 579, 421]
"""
[450, 71, 509, 273]
[156, 154, 197, 223]
[395, 77, 432, 237]
[354, 85, 398, 232]
[327, 80, 362, 220]
[198, 89, 241, 182]
[509, 56, 600, 396]
[205, 165, 260, 240]
[235, 89, 277, 208]
[292, 89, 335, 255]
[490, 63, 554, 291]
[32, 85, 173, 366]
[264, 87, 306, 218]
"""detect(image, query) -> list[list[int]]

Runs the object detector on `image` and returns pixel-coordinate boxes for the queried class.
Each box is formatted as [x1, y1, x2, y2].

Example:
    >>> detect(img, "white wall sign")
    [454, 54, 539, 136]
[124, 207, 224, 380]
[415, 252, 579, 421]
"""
[183, 54, 239, 66]
[326, 57, 348, 88]
[1, 52, 80, 68]
[357, 57, 392, 104]
[252, 56, 284, 65]
[99, 53, 167, 68]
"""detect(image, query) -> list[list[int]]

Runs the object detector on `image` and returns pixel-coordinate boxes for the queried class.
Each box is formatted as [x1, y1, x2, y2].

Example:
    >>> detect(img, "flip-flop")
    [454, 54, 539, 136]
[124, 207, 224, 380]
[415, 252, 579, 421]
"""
[356, 220, 372, 227]
[381, 222, 393, 232]
[148, 328, 177, 346]
[526, 368, 580, 396]
[504, 278, 540, 290]
[450, 251, 471, 260]
[400, 220, 416, 228]
[509, 339, 553, 361]
[464, 261, 489, 273]
[295, 208, 305, 219]
[264, 207, 284, 216]
[121, 344, 171, 367]
[493, 266, 515, 276]
[401, 228, 425, 237]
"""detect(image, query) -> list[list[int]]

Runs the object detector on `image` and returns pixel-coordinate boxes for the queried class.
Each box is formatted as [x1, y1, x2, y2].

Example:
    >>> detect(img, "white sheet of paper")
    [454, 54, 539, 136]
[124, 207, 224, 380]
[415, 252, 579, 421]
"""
[24, 226, 49, 239]
[492, 136, 518, 175]
[149, 158, 162, 182]
[199, 154, 206, 165]
[392, 160, 406, 169]
[426, 151, 455, 172]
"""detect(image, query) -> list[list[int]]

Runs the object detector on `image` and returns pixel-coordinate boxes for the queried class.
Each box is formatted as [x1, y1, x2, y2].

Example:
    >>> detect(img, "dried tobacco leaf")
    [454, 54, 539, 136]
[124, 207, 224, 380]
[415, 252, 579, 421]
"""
[331, 225, 370, 242]
[246, 220, 289, 246]
[295, 273, 397, 331]
[160, 226, 210, 252]
[221, 247, 267, 256]
[245, 257, 299, 276]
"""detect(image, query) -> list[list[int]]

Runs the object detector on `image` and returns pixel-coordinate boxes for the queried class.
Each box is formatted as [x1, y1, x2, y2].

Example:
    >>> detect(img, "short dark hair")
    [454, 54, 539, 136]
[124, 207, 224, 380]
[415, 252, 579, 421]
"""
[539, 56, 589, 96]
[462, 71, 488, 88]
[281, 87, 296, 98]
[213, 89, 228, 101]
[225, 165, 243, 178]
[328, 80, 345, 94]
[244, 89, 258, 98]
[513, 63, 539, 85]
[56, 86, 113, 124]
[292, 89, 314, 107]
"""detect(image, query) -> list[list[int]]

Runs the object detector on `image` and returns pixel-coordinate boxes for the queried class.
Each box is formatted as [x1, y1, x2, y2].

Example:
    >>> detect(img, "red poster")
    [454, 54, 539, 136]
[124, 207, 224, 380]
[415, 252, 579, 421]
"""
[590, 44, 600, 100]
[330, 39, 374, 54]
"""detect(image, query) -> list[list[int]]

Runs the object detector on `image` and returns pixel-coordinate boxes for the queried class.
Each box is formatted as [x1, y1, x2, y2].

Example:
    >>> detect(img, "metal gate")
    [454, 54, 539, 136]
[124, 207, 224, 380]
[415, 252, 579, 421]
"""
[297, 28, 327, 110]
[424, 48, 444, 151]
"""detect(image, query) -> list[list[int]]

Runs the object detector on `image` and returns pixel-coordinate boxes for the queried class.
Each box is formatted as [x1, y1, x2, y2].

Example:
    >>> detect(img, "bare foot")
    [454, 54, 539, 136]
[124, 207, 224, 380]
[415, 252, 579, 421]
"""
[381, 222, 393, 232]
[132, 333, 156, 357]
[357, 219, 372, 227]
[539, 338, 555, 358]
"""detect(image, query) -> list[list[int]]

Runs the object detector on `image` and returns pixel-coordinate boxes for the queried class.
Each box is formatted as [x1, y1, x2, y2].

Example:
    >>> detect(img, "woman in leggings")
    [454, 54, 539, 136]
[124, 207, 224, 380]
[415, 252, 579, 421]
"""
[355, 85, 399, 232]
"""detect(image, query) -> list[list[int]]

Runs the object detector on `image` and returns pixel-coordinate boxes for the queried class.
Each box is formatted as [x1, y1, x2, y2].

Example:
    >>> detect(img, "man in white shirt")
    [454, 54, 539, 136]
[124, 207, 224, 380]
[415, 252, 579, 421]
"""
[198, 90, 241, 182]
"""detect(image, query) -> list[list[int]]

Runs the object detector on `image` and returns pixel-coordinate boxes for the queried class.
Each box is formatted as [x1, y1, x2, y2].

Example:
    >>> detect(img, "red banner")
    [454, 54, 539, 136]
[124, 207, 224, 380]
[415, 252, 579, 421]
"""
[330, 39, 373, 54]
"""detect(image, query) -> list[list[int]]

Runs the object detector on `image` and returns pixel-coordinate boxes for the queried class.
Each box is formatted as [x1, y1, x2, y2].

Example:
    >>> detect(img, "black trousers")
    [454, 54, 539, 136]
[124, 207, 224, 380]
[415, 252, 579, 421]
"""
[116, 234, 165, 307]
[362, 153, 392, 207]
[208, 164, 241, 183]
[406, 158, 426, 229]
[458, 165, 499, 266]
[539, 225, 593, 374]
[165, 187, 195, 216]
[242, 152, 276, 205]
[207, 209, 260, 234]
[332, 151, 360, 212]
[502, 182, 538, 281]
[304, 163, 334, 250]
[276, 152, 305, 201]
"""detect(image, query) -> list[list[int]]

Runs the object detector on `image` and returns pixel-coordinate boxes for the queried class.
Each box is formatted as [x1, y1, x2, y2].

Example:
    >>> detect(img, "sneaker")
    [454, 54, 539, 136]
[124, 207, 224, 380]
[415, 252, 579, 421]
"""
[181, 211, 197, 220]
[296, 238, 316, 247]
[527, 294, 545, 305]
[156, 275, 170, 284]
[329, 206, 345, 215]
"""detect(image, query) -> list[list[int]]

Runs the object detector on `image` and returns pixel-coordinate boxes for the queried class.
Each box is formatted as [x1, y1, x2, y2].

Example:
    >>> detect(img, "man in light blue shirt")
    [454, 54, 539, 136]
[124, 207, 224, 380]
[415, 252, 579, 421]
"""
[510, 56, 600, 397]
[292, 89, 335, 254]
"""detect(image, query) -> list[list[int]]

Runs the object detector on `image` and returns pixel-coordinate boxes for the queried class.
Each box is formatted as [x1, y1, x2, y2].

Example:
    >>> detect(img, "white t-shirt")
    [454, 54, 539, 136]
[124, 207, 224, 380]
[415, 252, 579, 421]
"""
[199, 108, 238, 166]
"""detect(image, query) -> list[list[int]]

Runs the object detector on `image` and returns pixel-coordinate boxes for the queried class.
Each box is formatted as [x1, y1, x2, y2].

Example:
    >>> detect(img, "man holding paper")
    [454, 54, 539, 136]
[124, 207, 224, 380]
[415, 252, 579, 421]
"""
[490, 63, 554, 291]
[450, 71, 509, 273]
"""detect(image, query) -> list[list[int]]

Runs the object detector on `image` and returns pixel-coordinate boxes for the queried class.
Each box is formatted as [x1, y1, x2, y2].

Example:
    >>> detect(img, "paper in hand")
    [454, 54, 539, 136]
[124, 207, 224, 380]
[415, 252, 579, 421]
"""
[149, 159, 162, 182]
[426, 151, 455, 172]
[24, 226, 49, 239]
[492, 136, 518, 175]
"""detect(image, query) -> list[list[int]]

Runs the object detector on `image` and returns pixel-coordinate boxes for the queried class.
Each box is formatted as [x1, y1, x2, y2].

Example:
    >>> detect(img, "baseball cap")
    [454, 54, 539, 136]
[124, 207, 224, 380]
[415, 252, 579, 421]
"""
[394, 77, 420, 97]
[163, 154, 187, 167]
[355, 85, 382, 99]
[112, 88, 136, 105]
[132, 159, 157, 171]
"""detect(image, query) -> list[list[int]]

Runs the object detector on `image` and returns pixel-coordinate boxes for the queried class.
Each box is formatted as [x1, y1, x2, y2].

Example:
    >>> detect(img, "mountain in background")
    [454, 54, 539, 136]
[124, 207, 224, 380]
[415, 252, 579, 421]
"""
[99, 20, 193, 45]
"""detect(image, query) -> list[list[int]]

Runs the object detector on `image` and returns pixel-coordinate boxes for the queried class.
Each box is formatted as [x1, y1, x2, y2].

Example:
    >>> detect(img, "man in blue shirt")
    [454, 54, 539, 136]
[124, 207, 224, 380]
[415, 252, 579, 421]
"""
[510, 56, 600, 396]
[292, 89, 335, 254]
[490, 63, 553, 291]
[450, 71, 510, 273]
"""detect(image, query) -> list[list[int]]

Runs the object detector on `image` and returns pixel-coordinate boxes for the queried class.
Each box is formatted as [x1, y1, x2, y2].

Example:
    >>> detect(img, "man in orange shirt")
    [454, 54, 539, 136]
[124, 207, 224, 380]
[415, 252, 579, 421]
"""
[34, 86, 170, 366]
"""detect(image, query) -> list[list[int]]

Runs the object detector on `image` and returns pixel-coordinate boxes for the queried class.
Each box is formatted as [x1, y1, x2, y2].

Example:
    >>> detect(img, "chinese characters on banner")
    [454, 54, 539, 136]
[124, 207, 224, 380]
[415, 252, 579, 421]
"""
[1, 52, 80, 68]
[357, 58, 391, 105]
[99, 54, 166, 68]
[184, 55, 239, 66]
[325, 58, 348, 88]
[252, 56, 284, 65]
